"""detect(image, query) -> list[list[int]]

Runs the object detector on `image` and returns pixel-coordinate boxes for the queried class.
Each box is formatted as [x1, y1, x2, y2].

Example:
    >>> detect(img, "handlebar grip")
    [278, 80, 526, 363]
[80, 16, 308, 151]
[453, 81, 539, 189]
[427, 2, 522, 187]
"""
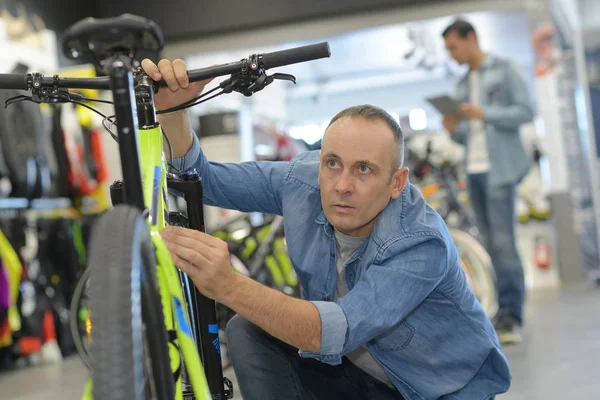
[0, 74, 28, 90]
[261, 42, 331, 69]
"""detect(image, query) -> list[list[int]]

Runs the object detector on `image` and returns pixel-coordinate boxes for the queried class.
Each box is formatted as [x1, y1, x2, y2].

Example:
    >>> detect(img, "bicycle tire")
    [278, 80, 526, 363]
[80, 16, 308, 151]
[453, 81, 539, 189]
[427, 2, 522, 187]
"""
[87, 205, 174, 400]
[69, 266, 92, 370]
[449, 228, 498, 319]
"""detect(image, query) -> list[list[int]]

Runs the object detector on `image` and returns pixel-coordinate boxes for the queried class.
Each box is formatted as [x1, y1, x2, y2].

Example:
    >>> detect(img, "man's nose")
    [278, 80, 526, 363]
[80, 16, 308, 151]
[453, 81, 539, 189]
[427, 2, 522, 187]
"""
[335, 172, 354, 193]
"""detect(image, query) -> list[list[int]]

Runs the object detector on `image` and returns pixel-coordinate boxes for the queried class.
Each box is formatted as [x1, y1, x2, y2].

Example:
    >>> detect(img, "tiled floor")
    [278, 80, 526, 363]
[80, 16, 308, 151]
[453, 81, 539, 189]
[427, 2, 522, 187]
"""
[1, 282, 599, 399]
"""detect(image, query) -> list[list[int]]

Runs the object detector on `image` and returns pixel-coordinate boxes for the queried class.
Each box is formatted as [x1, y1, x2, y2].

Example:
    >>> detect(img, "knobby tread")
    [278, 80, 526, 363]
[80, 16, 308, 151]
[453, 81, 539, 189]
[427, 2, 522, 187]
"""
[87, 205, 173, 400]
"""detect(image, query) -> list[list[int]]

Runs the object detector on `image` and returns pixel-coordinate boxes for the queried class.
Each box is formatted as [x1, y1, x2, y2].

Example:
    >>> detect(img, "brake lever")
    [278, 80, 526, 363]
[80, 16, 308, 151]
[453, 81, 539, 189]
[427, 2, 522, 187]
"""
[5, 88, 83, 107]
[242, 72, 297, 96]
[4, 95, 31, 107]
[271, 73, 296, 84]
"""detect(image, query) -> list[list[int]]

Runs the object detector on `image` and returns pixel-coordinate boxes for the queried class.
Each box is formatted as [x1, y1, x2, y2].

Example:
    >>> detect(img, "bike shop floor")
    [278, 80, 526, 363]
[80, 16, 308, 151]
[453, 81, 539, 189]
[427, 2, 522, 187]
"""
[1, 282, 599, 399]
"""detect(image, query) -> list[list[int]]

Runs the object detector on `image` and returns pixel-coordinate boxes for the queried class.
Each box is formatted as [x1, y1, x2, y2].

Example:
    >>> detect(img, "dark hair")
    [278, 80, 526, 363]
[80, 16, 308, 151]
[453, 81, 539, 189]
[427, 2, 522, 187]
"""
[442, 18, 477, 39]
[326, 104, 404, 170]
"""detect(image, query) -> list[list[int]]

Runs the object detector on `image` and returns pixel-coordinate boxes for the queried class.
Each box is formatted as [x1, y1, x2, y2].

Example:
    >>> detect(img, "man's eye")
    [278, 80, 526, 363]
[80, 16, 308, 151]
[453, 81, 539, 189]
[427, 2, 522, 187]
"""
[327, 160, 339, 169]
[359, 164, 372, 174]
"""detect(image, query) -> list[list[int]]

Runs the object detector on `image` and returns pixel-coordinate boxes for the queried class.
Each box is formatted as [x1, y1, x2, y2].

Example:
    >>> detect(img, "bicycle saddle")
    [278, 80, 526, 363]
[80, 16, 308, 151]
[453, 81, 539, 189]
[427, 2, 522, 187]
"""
[61, 14, 164, 67]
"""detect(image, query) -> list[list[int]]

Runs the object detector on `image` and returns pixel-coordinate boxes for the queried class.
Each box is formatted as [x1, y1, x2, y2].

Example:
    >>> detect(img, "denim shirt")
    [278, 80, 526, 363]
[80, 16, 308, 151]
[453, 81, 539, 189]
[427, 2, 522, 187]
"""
[451, 53, 534, 186]
[173, 136, 511, 400]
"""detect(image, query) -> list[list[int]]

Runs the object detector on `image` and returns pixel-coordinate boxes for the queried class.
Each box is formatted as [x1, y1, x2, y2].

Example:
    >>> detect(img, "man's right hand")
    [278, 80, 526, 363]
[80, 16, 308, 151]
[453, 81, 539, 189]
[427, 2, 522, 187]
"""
[442, 114, 460, 133]
[140, 58, 214, 159]
[141, 58, 213, 112]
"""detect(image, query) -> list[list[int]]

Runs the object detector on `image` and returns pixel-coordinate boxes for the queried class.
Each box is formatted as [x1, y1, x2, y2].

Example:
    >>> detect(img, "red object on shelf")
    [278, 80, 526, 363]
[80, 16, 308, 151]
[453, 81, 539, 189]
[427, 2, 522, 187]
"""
[534, 236, 551, 269]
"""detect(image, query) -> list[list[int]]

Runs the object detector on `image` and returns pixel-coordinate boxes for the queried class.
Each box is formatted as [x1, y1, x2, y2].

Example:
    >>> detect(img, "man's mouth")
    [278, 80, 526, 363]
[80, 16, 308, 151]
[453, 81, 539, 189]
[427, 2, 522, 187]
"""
[333, 204, 355, 212]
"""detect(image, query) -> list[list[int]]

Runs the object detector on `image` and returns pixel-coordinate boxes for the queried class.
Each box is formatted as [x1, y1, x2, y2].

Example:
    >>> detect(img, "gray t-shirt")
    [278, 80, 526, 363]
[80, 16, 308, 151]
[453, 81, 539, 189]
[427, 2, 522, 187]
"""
[334, 229, 396, 389]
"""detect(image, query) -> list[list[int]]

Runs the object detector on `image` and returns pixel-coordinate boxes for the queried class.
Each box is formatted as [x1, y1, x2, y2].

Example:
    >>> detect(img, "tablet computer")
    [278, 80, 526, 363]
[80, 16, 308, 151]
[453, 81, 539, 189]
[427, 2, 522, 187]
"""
[426, 95, 461, 115]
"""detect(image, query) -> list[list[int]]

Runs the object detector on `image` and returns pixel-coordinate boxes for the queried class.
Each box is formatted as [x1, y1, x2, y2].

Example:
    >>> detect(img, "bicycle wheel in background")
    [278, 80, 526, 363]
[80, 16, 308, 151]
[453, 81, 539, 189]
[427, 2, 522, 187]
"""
[69, 266, 92, 370]
[449, 228, 498, 320]
[86, 205, 175, 400]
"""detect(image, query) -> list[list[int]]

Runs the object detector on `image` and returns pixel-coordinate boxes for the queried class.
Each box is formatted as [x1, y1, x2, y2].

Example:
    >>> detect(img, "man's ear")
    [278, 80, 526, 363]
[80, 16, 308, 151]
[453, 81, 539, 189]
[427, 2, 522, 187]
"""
[391, 167, 409, 199]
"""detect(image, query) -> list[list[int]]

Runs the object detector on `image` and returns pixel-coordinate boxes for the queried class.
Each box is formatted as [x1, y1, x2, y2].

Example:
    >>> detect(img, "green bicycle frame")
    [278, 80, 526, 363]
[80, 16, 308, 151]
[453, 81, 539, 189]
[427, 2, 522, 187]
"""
[140, 125, 211, 400]
[81, 64, 213, 400]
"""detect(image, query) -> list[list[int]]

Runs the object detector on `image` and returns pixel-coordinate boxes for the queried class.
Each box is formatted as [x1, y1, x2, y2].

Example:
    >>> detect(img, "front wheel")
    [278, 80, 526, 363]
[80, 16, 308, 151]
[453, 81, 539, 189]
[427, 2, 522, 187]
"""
[86, 205, 175, 400]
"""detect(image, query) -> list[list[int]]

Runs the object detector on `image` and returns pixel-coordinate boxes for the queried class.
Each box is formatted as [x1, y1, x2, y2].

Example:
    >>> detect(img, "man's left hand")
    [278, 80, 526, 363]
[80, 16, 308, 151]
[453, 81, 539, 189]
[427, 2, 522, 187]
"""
[459, 103, 484, 120]
[160, 226, 236, 302]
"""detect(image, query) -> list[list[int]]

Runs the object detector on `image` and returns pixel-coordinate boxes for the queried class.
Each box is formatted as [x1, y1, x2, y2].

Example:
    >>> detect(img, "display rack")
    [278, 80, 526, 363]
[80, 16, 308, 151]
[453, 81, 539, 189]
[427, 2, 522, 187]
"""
[0, 19, 58, 74]
[551, 0, 600, 281]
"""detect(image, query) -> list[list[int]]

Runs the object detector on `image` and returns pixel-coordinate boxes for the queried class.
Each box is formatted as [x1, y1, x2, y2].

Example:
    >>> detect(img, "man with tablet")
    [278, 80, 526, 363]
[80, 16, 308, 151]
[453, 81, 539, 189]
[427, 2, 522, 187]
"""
[440, 18, 535, 345]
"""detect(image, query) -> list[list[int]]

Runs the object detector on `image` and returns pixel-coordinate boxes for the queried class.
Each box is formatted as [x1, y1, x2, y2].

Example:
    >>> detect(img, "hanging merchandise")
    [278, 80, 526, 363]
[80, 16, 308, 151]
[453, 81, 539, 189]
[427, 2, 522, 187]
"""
[0, 228, 23, 342]
[0, 63, 50, 199]
[49, 102, 110, 204]
[0, 141, 11, 198]
[1, 3, 46, 49]
[35, 218, 81, 357]
[0, 204, 99, 371]
[43, 64, 110, 211]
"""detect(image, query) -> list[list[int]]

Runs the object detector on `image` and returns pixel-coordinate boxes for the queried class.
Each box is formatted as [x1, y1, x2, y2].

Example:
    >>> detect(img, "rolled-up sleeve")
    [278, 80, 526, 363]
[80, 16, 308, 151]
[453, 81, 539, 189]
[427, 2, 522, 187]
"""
[300, 237, 447, 365]
[299, 301, 348, 364]
[171, 132, 201, 172]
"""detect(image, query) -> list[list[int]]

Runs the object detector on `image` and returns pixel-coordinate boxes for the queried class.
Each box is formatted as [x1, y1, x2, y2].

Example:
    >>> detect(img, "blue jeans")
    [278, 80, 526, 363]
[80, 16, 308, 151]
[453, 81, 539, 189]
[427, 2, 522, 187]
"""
[467, 173, 525, 325]
[226, 315, 406, 400]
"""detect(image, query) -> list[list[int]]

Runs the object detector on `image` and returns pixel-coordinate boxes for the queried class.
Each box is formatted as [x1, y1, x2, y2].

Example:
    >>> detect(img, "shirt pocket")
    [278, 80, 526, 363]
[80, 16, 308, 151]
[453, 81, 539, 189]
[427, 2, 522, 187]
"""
[483, 70, 505, 105]
[374, 320, 415, 352]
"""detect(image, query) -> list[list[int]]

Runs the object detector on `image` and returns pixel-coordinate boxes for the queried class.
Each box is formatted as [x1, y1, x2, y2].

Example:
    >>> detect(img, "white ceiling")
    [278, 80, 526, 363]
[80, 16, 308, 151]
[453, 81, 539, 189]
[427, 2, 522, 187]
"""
[278, 9, 535, 96]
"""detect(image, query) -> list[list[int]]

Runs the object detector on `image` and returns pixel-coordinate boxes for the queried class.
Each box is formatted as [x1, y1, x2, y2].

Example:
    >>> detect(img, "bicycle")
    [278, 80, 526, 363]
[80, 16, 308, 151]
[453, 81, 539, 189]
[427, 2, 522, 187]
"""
[204, 213, 300, 368]
[0, 13, 330, 400]
[211, 214, 299, 297]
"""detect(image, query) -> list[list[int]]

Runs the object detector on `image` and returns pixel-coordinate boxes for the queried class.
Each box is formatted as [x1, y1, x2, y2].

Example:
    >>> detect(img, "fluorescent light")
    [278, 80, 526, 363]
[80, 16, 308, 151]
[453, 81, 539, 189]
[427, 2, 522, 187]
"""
[288, 124, 324, 144]
[388, 111, 400, 124]
[409, 109, 427, 130]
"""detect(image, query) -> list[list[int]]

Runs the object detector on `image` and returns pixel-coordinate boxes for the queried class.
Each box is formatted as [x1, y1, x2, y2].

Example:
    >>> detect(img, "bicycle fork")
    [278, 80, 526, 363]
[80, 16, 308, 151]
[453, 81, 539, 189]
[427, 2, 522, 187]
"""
[110, 171, 233, 400]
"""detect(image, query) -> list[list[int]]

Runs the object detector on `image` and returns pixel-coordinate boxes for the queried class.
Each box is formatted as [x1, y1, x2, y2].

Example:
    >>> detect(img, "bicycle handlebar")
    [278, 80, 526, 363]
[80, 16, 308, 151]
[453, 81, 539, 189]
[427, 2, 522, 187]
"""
[0, 74, 29, 90]
[0, 42, 331, 92]
[260, 42, 330, 69]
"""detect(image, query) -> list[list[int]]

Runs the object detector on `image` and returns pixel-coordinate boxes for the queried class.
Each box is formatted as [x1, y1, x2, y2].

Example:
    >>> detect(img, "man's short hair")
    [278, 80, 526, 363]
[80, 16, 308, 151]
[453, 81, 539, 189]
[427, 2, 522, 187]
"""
[326, 104, 404, 170]
[442, 18, 477, 39]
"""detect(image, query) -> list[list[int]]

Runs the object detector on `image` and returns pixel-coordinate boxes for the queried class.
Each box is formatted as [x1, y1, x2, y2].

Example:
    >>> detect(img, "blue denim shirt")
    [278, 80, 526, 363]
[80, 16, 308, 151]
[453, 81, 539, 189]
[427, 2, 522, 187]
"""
[451, 54, 534, 186]
[173, 135, 511, 399]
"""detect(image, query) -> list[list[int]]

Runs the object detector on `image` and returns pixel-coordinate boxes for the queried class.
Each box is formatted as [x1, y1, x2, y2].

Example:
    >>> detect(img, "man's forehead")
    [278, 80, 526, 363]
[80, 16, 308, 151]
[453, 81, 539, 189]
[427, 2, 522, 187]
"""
[324, 117, 395, 145]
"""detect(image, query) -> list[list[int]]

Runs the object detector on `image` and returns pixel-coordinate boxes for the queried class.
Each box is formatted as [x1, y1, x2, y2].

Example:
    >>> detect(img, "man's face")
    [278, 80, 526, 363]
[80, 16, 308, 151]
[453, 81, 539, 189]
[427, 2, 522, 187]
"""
[318, 116, 408, 237]
[444, 31, 475, 65]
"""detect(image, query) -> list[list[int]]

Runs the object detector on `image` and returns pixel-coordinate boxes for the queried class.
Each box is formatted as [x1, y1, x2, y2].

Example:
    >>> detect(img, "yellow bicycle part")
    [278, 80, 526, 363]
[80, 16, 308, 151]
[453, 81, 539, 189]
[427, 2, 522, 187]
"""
[0, 229, 23, 334]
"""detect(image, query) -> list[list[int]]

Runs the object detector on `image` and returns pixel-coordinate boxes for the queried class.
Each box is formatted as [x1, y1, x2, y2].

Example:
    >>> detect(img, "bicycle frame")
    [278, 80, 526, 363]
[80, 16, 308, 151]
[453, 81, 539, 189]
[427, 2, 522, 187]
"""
[100, 54, 227, 400]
